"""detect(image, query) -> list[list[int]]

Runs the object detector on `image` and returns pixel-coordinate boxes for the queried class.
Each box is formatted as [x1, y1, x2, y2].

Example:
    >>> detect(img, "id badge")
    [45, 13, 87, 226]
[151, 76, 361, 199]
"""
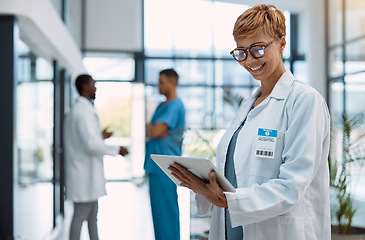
[256, 128, 278, 158]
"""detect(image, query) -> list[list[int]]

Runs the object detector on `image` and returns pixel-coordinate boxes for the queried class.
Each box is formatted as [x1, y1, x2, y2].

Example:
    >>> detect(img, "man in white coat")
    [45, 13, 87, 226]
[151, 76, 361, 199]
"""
[64, 74, 128, 240]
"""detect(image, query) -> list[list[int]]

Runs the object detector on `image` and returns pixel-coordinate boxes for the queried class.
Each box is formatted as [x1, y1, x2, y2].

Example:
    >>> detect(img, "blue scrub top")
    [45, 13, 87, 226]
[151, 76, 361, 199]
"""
[144, 98, 186, 175]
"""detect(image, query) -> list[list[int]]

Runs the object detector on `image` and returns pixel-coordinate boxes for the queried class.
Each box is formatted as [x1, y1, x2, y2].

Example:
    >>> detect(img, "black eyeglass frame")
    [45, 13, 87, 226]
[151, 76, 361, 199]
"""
[230, 36, 281, 62]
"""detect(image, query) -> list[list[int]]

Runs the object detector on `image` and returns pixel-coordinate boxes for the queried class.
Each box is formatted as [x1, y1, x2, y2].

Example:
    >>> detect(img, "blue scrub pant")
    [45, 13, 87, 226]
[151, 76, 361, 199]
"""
[149, 174, 180, 240]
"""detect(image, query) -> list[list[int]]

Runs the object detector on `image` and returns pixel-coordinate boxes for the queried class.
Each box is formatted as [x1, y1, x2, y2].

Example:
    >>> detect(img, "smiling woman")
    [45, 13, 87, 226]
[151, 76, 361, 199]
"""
[169, 4, 332, 240]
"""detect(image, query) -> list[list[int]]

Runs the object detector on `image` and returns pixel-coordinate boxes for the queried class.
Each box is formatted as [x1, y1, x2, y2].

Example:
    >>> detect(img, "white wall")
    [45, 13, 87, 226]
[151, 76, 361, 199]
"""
[84, 0, 143, 52]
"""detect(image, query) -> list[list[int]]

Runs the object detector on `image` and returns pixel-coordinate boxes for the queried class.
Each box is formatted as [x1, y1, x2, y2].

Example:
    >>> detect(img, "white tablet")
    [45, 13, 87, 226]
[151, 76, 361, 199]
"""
[150, 154, 236, 192]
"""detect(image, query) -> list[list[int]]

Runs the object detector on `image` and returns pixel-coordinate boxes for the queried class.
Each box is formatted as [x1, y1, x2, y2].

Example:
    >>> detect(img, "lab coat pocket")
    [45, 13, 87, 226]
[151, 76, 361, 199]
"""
[249, 131, 284, 180]
[255, 216, 305, 240]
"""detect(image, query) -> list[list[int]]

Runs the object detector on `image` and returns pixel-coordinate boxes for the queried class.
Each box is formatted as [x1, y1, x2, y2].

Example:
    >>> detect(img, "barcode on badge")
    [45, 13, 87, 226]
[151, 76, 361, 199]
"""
[256, 150, 273, 157]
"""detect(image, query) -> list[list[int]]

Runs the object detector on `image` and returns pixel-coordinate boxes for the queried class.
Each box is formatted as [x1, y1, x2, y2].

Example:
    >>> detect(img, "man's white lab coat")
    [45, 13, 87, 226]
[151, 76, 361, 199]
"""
[64, 96, 119, 202]
[196, 71, 331, 240]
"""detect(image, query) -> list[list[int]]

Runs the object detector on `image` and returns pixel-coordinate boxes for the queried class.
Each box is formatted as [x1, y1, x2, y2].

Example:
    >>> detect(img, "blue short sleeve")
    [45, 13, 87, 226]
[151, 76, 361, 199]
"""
[144, 98, 186, 174]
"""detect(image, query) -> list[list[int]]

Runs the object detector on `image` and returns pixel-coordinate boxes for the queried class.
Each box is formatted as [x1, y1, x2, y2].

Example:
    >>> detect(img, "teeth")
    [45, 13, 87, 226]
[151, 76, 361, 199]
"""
[250, 64, 263, 71]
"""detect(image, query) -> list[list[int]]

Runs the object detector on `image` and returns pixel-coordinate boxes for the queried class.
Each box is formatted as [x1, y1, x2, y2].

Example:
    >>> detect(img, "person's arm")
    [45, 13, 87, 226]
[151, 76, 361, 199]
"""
[146, 122, 169, 138]
[147, 100, 184, 139]
[76, 108, 119, 156]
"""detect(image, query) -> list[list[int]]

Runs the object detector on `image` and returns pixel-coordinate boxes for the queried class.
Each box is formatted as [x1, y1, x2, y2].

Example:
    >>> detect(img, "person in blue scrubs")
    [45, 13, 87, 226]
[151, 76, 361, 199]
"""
[144, 68, 185, 240]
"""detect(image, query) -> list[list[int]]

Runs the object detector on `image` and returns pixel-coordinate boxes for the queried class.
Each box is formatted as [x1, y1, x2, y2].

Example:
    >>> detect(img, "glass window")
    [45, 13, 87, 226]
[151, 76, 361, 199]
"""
[345, 73, 365, 115]
[178, 87, 214, 129]
[215, 60, 251, 86]
[145, 59, 175, 85]
[144, 0, 174, 56]
[17, 82, 54, 184]
[94, 82, 134, 180]
[345, 38, 365, 75]
[329, 47, 343, 78]
[174, 0, 213, 57]
[213, 2, 248, 58]
[328, 0, 343, 46]
[284, 61, 291, 72]
[17, 41, 33, 83]
[175, 60, 213, 85]
[94, 82, 131, 138]
[17, 37, 54, 83]
[215, 87, 251, 129]
[345, 61, 365, 75]
[17, 55, 31, 83]
[346, 0, 365, 41]
[15, 37, 54, 239]
[282, 11, 291, 60]
[83, 53, 135, 81]
[36, 57, 54, 81]
[145, 59, 214, 86]
[330, 82, 344, 118]
[293, 61, 309, 83]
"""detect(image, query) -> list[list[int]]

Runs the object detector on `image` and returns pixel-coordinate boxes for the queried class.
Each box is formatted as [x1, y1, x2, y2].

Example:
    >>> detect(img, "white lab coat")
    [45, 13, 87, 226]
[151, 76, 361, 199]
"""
[196, 70, 331, 240]
[64, 96, 119, 202]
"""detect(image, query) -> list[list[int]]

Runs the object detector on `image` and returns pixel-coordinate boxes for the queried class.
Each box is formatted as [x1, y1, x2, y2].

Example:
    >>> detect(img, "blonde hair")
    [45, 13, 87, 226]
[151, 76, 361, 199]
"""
[233, 4, 286, 41]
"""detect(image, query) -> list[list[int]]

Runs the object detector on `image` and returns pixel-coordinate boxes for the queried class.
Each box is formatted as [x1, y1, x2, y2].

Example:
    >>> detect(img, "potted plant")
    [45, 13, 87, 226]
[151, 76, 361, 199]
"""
[329, 114, 365, 239]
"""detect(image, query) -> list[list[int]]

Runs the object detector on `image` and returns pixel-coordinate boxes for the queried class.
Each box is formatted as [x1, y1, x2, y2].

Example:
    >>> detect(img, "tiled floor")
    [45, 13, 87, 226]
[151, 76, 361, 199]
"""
[14, 183, 54, 240]
[52, 180, 194, 240]
[54, 181, 155, 240]
[13, 154, 210, 240]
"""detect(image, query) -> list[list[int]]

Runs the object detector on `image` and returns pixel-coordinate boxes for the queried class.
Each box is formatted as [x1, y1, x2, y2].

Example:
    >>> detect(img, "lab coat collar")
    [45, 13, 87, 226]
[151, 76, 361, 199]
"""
[251, 70, 295, 102]
[236, 70, 295, 120]
[77, 96, 94, 109]
[268, 70, 295, 100]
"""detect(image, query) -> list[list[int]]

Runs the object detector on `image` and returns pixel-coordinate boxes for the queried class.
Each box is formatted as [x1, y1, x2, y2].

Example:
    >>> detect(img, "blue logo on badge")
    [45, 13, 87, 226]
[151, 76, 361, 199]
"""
[258, 128, 278, 137]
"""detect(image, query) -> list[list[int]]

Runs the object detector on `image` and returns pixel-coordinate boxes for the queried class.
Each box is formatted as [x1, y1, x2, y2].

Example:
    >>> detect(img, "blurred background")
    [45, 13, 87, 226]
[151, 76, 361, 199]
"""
[0, 0, 364, 239]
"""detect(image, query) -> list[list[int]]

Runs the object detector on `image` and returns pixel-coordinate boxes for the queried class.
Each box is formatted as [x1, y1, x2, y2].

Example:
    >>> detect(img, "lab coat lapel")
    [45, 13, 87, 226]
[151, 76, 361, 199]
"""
[246, 70, 295, 119]
[218, 71, 295, 174]
[269, 70, 295, 101]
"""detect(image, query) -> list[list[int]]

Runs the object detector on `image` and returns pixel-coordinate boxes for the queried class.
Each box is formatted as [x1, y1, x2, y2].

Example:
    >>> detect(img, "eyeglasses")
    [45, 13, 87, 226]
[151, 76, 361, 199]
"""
[230, 37, 281, 62]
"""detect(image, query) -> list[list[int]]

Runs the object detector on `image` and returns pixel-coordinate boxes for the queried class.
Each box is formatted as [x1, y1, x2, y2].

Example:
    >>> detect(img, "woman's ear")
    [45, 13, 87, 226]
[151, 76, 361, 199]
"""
[280, 36, 286, 53]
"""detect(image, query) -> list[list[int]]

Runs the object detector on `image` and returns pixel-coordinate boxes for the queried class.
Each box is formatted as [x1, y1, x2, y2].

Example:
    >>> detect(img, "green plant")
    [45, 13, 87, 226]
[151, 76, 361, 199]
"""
[183, 129, 218, 160]
[223, 87, 245, 110]
[329, 114, 365, 234]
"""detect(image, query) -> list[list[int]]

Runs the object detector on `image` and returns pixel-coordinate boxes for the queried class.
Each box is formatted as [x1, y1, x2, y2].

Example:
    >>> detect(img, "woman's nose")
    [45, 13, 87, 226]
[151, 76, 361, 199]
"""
[246, 50, 257, 61]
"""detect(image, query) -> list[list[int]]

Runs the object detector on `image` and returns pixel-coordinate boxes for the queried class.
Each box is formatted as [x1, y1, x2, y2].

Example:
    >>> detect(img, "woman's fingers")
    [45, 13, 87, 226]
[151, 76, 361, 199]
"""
[170, 169, 188, 185]
[169, 164, 227, 208]
[168, 164, 195, 187]
[168, 165, 184, 180]
[208, 171, 219, 189]
[170, 162, 201, 182]
[168, 163, 208, 193]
